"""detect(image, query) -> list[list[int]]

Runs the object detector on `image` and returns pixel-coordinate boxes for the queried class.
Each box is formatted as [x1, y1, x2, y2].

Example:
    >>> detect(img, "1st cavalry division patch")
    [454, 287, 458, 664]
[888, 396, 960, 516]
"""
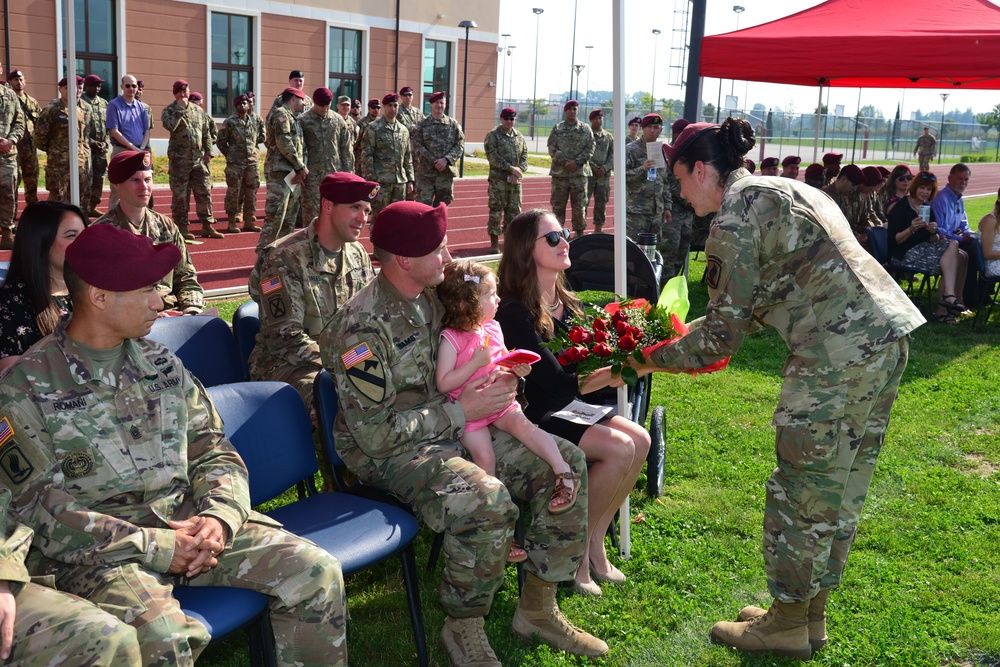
[341, 343, 386, 402]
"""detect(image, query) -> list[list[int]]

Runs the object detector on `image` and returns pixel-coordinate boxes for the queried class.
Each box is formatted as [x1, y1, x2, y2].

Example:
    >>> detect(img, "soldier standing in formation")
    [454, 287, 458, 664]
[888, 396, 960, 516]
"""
[8, 69, 38, 221]
[586, 108, 613, 234]
[360, 93, 413, 218]
[81, 74, 109, 217]
[353, 98, 381, 173]
[411, 91, 464, 207]
[623, 113, 671, 245]
[913, 126, 937, 172]
[271, 69, 313, 117]
[662, 118, 695, 280]
[298, 86, 354, 226]
[548, 99, 594, 236]
[336, 95, 359, 145]
[483, 107, 528, 253]
[216, 93, 265, 233]
[396, 85, 424, 131]
[625, 116, 641, 145]
[33, 75, 91, 207]
[0, 61, 24, 250]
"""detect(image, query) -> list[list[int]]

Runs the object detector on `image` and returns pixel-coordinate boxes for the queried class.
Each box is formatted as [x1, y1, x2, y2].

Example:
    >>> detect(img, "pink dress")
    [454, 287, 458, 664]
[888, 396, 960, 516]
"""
[440, 319, 519, 432]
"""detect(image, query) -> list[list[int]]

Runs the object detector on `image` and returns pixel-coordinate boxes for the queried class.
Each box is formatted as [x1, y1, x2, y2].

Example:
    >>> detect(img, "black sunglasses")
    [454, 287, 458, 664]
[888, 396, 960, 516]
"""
[899, 174, 914, 181]
[538, 228, 571, 247]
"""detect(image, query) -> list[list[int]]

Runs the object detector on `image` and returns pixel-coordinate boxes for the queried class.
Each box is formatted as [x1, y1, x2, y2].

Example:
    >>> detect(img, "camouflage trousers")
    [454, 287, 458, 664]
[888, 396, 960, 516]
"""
[550, 176, 588, 233]
[16, 139, 38, 209]
[53, 517, 347, 667]
[624, 210, 662, 243]
[586, 175, 610, 227]
[224, 161, 260, 222]
[415, 169, 455, 207]
[169, 161, 215, 227]
[89, 148, 109, 211]
[299, 171, 329, 228]
[917, 153, 933, 173]
[0, 158, 16, 229]
[764, 337, 909, 603]
[486, 177, 521, 237]
[351, 434, 587, 618]
[9, 580, 141, 666]
[660, 210, 693, 280]
[371, 182, 407, 219]
[257, 171, 302, 252]
[44, 162, 92, 208]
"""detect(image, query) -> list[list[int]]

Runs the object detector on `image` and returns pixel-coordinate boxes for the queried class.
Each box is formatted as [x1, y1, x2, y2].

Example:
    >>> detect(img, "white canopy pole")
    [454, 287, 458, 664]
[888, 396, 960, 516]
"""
[65, 0, 80, 206]
[813, 83, 822, 162]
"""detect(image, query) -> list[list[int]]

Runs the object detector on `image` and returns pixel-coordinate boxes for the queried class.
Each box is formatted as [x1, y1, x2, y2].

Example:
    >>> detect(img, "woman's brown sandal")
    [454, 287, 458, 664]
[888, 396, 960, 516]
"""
[507, 540, 528, 563]
[548, 471, 580, 515]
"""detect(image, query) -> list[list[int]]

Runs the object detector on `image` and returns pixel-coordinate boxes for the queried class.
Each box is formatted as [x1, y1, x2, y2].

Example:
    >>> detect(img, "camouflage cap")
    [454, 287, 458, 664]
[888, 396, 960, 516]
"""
[66, 224, 181, 291]
[371, 202, 447, 257]
[337, 95, 351, 106]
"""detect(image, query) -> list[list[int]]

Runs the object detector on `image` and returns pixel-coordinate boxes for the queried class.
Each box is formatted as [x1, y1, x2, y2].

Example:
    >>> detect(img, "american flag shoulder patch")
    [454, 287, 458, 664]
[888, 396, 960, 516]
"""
[260, 275, 283, 295]
[0, 417, 14, 447]
[341, 342, 373, 369]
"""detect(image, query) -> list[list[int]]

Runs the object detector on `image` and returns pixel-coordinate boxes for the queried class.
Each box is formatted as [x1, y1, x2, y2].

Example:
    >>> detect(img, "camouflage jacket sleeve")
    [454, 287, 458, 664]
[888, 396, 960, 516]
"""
[256, 248, 323, 371]
[160, 102, 184, 133]
[202, 111, 216, 157]
[271, 111, 305, 171]
[215, 117, 233, 158]
[624, 140, 647, 183]
[403, 130, 415, 182]
[444, 120, 465, 166]
[1, 90, 24, 144]
[336, 120, 355, 173]
[31, 104, 54, 152]
[167, 225, 205, 311]
[483, 129, 508, 174]
[601, 133, 614, 172]
[256, 114, 266, 146]
[0, 491, 32, 584]
[410, 121, 432, 165]
[360, 125, 376, 180]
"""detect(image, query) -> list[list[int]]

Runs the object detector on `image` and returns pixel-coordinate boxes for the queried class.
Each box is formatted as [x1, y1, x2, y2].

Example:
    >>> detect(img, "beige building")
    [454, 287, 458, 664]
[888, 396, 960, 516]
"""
[1, 0, 500, 150]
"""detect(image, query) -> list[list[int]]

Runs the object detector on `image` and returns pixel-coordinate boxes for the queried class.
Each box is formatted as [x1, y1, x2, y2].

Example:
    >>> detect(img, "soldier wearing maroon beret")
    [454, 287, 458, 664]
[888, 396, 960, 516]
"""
[587, 107, 613, 234]
[548, 98, 595, 236]
[411, 90, 465, 207]
[216, 91, 265, 233]
[760, 157, 780, 176]
[397, 84, 424, 134]
[822, 151, 843, 185]
[780, 155, 801, 179]
[626, 116, 642, 145]
[298, 86, 354, 229]
[248, 172, 379, 468]
[484, 107, 528, 251]
[804, 162, 825, 188]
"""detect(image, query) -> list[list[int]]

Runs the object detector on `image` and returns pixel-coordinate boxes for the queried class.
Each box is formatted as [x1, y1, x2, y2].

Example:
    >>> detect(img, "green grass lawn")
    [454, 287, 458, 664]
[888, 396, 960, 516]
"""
[202, 256, 1000, 667]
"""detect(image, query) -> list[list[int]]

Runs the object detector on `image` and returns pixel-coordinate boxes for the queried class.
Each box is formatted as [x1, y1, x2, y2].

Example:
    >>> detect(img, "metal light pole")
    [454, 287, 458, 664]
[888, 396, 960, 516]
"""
[573, 65, 584, 103]
[499, 33, 510, 111]
[531, 7, 544, 139]
[569, 0, 578, 100]
[585, 45, 593, 107]
[507, 46, 516, 109]
[458, 19, 477, 177]
[730, 6, 744, 100]
[650, 29, 661, 113]
[939, 92, 950, 164]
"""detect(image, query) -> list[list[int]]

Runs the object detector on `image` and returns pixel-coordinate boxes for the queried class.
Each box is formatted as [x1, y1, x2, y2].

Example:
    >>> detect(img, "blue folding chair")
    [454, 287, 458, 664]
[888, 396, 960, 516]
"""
[172, 586, 275, 667]
[0, 260, 8, 283]
[208, 381, 428, 667]
[232, 300, 260, 380]
[147, 315, 243, 387]
[868, 226, 940, 310]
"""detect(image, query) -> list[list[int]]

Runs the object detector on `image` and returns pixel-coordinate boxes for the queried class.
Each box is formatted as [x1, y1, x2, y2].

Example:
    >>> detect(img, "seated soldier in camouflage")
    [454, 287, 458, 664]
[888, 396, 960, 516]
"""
[0, 224, 347, 667]
[320, 201, 608, 667]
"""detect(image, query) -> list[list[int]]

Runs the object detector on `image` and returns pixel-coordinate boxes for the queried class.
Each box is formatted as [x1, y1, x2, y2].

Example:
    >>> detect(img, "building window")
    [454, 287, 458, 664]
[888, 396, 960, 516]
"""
[328, 27, 362, 102]
[423, 40, 451, 114]
[63, 0, 117, 102]
[211, 13, 254, 117]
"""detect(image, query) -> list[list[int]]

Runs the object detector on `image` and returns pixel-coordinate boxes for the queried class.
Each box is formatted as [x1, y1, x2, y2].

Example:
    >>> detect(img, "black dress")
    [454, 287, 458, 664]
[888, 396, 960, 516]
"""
[0, 281, 70, 360]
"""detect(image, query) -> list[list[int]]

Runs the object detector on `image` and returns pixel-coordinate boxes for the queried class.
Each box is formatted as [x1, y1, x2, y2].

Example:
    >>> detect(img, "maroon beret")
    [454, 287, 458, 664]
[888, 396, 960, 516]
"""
[282, 87, 306, 100]
[781, 155, 801, 167]
[58, 75, 84, 87]
[429, 91, 446, 104]
[663, 122, 719, 167]
[352, 99, 362, 108]
[189, 92, 203, 102]
[640, 113, 663, 128]
[822, 152, 843, 165]
[760, 157, 779, 169]
[108, 151, 153, 185]
[563, 99, 579, 111]
[172, 79, 189, 94]
[84, 74, 104, 86]
[628, 116, 642, 126]
[312, 87, 333, 106]
[6, 70, 23, 81]
[245, 90, 254, 99]
[319, 172, 380, 204]
[839, 164, 864, 185]
[877, 166, 891, 178]
[744, 158, 755, 173]
[804, 163, 825, 180]
[136, 80, 145, 89]
[500, 108, 517, 121]
[382, 92, 399, 105]
[399, 86, 414, 95]
[371, 202, 448, 257]
[589, 109, 604, 120]
[861, 165, 884, 186]
[234, 93, 250, 106]
[367, 98, 381, 109]
[66, 224, 181, 292]
[671, 118, 691, 136]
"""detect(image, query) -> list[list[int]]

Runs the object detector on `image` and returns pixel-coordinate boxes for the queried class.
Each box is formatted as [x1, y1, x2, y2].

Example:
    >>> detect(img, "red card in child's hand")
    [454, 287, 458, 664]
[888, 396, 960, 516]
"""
[495, 349, 542, 369]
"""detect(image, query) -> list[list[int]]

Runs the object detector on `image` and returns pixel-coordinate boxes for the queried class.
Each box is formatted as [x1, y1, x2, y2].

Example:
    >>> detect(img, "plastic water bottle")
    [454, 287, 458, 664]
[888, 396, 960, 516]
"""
[919, 205, 931, 223]
[647, 167, 656, 181]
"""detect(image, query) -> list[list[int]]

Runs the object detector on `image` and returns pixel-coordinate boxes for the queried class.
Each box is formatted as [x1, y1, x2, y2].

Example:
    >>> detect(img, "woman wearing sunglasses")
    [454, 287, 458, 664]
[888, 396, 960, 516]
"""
[883, 164, 914, 215]
[886, 170, 968, 325]
[495, 209, 651, 598]
[628, 118, 923, 659]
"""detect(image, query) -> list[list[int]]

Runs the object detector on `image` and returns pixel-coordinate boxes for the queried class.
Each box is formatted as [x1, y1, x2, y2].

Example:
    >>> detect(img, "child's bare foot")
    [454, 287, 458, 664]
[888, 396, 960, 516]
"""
[548, 471, 579, 514]
[507, 540, 527, 563]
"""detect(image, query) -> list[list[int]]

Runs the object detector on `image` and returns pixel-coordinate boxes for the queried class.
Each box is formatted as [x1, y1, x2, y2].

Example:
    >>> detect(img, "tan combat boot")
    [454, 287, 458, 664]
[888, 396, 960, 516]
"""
[201, 221, 224, 239]
[711, 599, 811, 660]
[225, 214, 242, 234]
[440, 616, 500, 667]
[489, 235, 499, 254]
[511, 572, 608, 658]
[0, 227, 12, 250]
[243, 216, 261, 232]
[177, 222, 196, 242]
[737, 589, 829, 651]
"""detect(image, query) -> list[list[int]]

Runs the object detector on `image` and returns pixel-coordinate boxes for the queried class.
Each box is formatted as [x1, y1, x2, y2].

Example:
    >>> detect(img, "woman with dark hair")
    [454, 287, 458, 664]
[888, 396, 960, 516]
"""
[886, 171, 967, 325]
[495, 208, 651, 598]
[0, 201, 87, 370]
[883, 164, 913, 215]
[630, 117, 924, 659]
[976, 187, 1000, 277]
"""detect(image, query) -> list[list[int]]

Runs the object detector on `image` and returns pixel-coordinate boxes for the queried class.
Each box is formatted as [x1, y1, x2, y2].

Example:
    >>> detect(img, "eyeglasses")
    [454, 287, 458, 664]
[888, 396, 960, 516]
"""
[401, 93, 413, 97]
[917, 173, 937, 181]
[537, 228, 571, 247]
[899, 174, 913, 181]
[123, 84, 137, 89]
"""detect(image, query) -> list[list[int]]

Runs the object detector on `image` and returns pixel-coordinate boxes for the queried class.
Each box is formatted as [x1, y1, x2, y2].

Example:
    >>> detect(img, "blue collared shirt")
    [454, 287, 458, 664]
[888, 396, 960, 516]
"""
[930, 184, 971, 240]
[105, 95, 148, 147]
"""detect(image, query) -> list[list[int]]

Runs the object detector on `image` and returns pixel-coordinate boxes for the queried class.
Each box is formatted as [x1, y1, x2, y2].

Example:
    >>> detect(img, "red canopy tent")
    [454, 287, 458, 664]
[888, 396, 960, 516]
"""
[700, 0, 1000, 89]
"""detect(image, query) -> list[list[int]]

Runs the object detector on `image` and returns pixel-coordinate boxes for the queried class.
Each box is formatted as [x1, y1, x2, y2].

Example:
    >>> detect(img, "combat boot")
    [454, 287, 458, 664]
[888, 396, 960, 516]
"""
[243, 216, 261, 232]
[225, 214, 242, 234]
[594, 224, 603, 234]
[489, 235, 499, 254]
[737, 589, 829, 651]
[0, 227, 12, 250]
[440, 616, 500, 667]
[511, 572, 608, 658]
[711, 599, 811, 660]
[201, 221, 224, 239]
[177, 222, 196, 242]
